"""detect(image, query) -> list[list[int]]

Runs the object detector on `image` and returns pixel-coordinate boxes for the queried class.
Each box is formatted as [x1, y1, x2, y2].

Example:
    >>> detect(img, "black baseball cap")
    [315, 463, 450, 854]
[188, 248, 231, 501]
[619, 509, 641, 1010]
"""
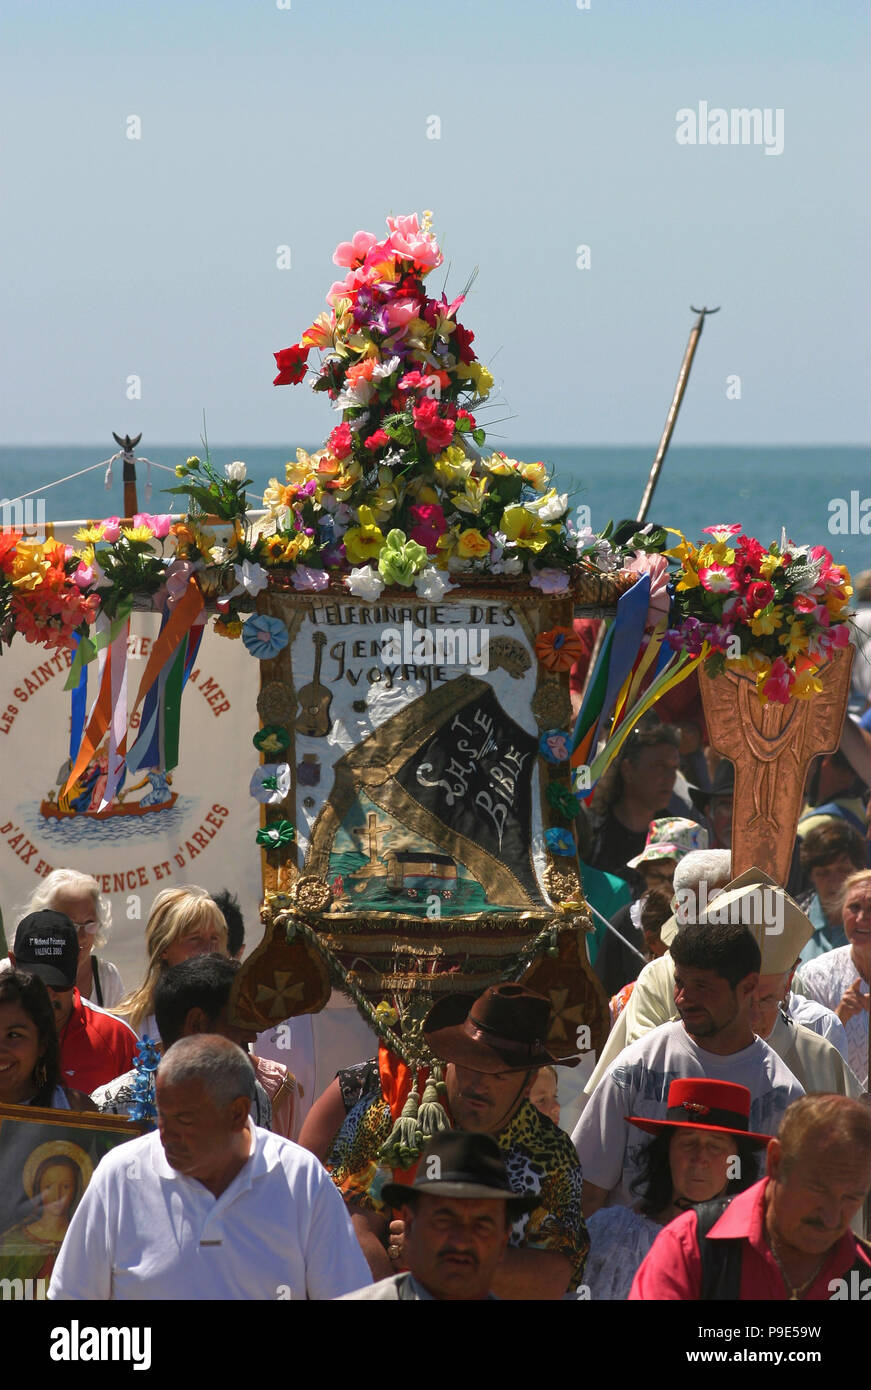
[13, 911, 79, 989]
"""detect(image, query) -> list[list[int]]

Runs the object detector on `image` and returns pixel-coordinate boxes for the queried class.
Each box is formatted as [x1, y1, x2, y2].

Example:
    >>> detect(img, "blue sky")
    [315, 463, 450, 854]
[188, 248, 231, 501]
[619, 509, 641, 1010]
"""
[1, 0, 869, 446]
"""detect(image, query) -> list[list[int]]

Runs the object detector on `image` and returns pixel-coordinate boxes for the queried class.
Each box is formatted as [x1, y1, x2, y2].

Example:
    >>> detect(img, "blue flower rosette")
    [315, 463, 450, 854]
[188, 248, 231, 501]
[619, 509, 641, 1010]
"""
[242, 614, 289, 660]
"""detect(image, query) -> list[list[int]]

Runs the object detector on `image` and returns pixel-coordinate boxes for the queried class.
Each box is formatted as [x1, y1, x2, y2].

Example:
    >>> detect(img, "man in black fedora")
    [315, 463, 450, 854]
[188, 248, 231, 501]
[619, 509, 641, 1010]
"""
[338, 1130, 536, 1300]
[327, 984, 587, 1300]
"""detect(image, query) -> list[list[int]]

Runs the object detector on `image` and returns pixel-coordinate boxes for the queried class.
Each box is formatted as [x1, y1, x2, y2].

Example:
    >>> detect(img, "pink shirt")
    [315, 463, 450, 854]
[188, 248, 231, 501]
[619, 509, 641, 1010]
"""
[628, 1178, 871, 1300]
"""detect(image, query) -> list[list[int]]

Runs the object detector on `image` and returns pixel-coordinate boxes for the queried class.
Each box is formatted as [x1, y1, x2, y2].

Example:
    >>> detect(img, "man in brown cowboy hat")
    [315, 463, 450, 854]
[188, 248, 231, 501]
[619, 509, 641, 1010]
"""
[338, 1130, 537, 1300]
[327, 984, 587, 1300]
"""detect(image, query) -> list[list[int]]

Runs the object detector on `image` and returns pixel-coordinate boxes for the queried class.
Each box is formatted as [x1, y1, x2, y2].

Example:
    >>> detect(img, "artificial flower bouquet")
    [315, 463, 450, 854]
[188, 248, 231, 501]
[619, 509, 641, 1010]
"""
[665, 524, 852, 703]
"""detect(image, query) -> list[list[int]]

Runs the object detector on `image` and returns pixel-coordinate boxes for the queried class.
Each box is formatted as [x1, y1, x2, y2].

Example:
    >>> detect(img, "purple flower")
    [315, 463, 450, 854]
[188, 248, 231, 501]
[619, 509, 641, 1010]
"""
[530, 568, 571, 596]
[291, 564, 330, 592]
[320, 543, 346, 567]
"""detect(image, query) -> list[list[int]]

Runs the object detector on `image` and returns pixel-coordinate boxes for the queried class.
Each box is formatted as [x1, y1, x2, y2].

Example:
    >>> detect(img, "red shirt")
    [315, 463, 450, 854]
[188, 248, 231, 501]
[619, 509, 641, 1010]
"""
[58, 988, 138, 1095]
[628, 1178, 871, 1300]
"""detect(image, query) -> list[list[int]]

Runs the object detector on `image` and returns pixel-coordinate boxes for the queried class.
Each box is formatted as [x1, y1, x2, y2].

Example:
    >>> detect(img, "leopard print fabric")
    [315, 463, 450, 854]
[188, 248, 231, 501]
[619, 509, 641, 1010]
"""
[328, 1094, 588, 1290]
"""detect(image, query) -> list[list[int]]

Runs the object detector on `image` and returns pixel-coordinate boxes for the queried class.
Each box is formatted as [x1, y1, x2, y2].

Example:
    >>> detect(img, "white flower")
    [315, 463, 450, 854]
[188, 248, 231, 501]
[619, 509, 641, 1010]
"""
[208, 544, 228, 565]
[225, 460, 248, 483]
[249, 763, 291, 805]
[232, 559, 269, 597]
[491, 555, 524, 576]
[415, 567, 455, 602]
[572, 525, 597, 550]
[346, 565, 386, 601]
[526, 489, 569, 523]
[371, 355, 401, 379]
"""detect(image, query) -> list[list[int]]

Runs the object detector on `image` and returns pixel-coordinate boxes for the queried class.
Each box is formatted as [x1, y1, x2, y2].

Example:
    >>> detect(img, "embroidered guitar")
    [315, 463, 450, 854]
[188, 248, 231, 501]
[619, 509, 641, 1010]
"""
[295, 631, 333, 737]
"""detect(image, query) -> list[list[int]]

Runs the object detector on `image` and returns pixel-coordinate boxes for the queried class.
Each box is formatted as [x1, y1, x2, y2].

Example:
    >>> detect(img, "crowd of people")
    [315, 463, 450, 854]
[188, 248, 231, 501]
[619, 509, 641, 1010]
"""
[0, 681, 870, 1302]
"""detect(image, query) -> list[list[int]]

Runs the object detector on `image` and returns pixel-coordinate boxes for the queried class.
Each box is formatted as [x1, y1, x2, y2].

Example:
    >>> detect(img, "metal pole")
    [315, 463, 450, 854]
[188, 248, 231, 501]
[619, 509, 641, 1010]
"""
[636, 306, 719, 525]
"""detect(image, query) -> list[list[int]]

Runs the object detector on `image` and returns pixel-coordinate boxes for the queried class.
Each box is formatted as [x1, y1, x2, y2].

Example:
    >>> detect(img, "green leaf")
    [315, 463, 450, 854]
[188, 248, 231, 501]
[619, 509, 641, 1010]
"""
[472, 428, 486, 447]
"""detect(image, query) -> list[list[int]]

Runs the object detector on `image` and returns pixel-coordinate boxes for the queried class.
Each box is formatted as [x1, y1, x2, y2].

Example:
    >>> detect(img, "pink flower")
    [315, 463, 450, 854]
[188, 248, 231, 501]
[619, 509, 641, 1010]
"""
[413, 398, 455, 451]
[386, 215, 443, 270]
[622, 550, 671, 628]
[384, 298, 420, 329]
[290, 565, 330, 592]
[530, 569, 571, 595]
[365, 429, 390, 450]
[761, 657, 793, 704]
[101, 517, 121, 543]
[699, 565, 738, 594]
[166, 559, 195, 608]
[133, 512, 173, 539]
[73, 562, 94, 588]
[332, 230, 378, 268]
[408, 504, 448, 553]
[702, 523, 743, 540]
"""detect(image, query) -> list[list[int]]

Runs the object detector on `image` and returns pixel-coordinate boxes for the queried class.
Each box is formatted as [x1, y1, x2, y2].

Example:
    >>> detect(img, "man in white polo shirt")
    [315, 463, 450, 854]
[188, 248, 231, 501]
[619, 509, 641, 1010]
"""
[48, 1035, 372, 1301]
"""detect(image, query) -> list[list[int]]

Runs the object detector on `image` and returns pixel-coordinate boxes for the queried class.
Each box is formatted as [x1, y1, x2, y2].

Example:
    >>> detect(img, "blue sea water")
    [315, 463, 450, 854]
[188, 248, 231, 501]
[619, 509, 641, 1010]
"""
[1, 443, 869, 579]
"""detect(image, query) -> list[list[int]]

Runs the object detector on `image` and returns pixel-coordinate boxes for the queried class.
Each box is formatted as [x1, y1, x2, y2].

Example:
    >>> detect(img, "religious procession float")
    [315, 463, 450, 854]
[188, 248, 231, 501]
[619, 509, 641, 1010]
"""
[0, 212, 855, 1156]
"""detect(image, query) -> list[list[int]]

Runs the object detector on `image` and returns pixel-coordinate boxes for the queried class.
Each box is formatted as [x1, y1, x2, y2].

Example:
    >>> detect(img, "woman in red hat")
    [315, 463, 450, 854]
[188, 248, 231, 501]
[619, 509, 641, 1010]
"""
[584, 1077, 770, 1300]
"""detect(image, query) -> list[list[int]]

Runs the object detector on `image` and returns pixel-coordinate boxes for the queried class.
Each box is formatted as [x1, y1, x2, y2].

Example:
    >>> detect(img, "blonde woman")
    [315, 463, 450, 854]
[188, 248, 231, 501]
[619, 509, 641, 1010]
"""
[114, 887, 227, 1040]
[14, 870, 123, 1008]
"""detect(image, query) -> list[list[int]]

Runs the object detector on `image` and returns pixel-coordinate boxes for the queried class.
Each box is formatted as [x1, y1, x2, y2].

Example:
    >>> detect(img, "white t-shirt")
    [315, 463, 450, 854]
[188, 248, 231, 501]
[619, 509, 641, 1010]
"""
[572, 1021, 804, 1206]
[794, 947, 869, 1087]
[48, 1120, 372, 1301]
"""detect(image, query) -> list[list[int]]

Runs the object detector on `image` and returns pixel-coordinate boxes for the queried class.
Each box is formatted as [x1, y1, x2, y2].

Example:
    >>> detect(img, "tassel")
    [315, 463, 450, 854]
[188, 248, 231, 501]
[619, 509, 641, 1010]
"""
[377, 1077, 422, 1170]
[417, 1063, 450, 1142]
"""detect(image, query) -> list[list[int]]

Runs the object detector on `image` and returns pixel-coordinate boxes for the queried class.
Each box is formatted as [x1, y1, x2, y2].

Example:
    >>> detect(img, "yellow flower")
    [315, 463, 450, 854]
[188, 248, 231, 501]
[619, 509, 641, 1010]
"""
[286, 449, 320, 486]
[501, 505, 548, 552]
[485, 455, 518, 477]
[675, 566, 701, 592]
[343, 506, 385, 564]
[10, 545, 50, 591]
[452, 477, 490, 516]
[214, 618, 243, 639]
[455, 361, 494, 398]
[456, 529, 491, 559]
[793, 667, 823, 699]
[406, 479, 441, 505]
[745, 649, 772, 673]
[750, 605, 782, 638]
[758, 552, 781, 579]
[519, 461, 548, 491]
[778, 621, 809, 662]
[77, 544, 96, 567]
[697, 542, 735, 568]
[434, 446, 474, 485]
[73, 524, 105, 544]
[435, 526, 460, 568]
[368, 481, 400, 526]
[122, 525, 154, 543]
[302, 312, 335, 350]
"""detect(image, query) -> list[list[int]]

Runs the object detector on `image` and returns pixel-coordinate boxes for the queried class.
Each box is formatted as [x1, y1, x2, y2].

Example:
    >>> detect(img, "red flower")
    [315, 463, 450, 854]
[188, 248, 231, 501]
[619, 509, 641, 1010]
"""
[0, 531, 23, 574]
[273, 343, 311, 386]
[453, 322, 476, 363]
[364, 429, 389, 450]
[413, 398, 455, 451]
[457, 408, 476, 430]
[747, 580, 775, 611]
[328, 423, 353, 459]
